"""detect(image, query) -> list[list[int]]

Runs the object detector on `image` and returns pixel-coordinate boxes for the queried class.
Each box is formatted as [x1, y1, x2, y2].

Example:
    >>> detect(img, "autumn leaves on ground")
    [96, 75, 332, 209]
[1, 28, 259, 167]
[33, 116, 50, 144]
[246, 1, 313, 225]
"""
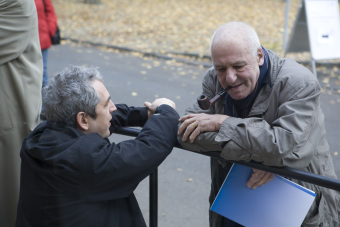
[53, 0, 302, 56]
[53, 0, 340, 94]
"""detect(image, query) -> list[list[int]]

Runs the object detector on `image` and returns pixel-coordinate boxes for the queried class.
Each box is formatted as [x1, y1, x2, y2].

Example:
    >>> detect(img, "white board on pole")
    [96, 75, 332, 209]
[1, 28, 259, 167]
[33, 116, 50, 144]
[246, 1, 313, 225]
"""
[305, 0, 340, 60]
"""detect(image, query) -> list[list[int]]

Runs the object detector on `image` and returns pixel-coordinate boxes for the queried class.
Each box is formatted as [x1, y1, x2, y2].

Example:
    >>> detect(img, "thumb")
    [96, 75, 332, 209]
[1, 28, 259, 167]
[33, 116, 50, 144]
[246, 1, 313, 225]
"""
[144, 102, 152, 109]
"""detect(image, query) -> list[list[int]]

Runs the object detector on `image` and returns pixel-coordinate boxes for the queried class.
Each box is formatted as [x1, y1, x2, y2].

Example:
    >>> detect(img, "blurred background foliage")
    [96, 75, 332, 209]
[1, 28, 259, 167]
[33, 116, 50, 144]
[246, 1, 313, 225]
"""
[53, 0, 301, 57]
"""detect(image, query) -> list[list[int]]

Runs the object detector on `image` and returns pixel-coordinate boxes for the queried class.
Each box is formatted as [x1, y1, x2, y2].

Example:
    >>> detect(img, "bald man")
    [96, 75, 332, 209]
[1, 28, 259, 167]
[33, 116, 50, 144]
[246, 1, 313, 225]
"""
[178, 22, 340, 226]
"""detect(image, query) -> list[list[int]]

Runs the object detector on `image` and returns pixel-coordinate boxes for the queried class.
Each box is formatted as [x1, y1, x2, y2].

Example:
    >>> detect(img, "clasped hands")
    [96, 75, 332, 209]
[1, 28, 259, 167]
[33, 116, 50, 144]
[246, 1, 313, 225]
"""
[178, 113, 274, 189]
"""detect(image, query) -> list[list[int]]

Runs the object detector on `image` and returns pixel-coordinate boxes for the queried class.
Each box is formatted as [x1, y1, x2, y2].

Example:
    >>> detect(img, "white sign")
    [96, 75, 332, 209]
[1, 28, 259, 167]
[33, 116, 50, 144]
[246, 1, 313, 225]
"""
[305, 0, 340, 60]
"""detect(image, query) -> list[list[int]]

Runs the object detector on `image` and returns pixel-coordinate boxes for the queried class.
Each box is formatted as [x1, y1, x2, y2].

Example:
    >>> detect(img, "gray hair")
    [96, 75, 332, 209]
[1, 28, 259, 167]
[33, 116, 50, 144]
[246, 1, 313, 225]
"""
[210, 21, 261, 57]
[42, 65, 103, 128]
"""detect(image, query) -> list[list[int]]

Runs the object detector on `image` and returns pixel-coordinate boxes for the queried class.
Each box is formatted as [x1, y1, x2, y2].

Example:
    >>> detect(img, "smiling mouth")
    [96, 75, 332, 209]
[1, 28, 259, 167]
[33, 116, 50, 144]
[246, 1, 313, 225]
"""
[230, 83, 243, 89]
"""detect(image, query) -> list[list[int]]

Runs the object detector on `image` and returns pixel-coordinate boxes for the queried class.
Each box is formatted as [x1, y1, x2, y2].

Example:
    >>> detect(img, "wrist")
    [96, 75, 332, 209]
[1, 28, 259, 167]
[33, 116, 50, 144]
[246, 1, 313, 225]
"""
[215, 115, 228, 131]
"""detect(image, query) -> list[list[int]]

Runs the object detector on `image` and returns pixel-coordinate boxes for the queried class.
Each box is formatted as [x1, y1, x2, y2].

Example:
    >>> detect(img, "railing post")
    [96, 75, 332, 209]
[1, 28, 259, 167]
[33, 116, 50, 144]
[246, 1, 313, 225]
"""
[149, 169, 158, 227]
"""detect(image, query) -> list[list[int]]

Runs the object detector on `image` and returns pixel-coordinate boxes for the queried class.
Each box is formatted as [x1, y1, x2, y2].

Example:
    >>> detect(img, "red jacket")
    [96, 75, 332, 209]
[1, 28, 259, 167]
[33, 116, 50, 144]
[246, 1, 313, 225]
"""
[34, 0, 58, 50]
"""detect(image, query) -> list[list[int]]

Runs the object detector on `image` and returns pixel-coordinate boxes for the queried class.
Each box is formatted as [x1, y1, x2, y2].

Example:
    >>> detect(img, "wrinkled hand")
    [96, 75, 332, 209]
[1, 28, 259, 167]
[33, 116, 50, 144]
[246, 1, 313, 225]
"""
[144, 98, 176, 118]
[247, 169, 274, 189]
[178, 113, 228, 143]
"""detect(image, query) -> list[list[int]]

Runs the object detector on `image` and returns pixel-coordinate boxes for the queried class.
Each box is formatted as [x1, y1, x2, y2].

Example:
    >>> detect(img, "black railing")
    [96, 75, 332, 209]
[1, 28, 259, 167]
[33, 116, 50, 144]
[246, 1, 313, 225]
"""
[115, 127, 340, 227]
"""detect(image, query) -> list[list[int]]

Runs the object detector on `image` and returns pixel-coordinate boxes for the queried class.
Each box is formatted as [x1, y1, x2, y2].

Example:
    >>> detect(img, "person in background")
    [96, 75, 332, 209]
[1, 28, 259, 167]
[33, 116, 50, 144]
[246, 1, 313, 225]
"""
[16, 65, 179, 227]
[34, 0, 57, 117]
[178, 21, 340, 226]
[0, 0, 43, 226]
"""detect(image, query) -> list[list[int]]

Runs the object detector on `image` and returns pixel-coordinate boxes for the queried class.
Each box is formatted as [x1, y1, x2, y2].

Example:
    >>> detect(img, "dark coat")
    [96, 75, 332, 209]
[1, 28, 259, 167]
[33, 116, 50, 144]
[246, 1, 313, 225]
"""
[16, 104, 179, 227]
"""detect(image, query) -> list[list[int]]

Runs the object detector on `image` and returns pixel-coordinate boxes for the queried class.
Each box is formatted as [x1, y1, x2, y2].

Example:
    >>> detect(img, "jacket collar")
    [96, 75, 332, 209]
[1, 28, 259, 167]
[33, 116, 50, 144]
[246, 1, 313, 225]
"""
[248, 50, 282, 117]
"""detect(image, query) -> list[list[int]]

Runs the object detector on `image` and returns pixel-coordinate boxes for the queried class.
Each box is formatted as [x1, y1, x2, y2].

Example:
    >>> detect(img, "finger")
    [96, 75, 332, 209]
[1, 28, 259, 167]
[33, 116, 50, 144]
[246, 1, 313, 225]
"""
[144, 102, 151, 108]
[250, 172, 274, 189]
[189, 126, 200, 143]
[258, 172, 274, 187]
[178, 116, 197, 136]
[187, 121, 200, 143]
[179, 120, 192, 140]
[247, 169, 265, 188]
[177, 124, 184, 136]
[182, 120, 197, 142]
[178, 120, 192, 136]
[178, 115, 188, 122]
[178, 115, 191, 122]
[179, 114, 197, 122]
[246, 172, 262, 189]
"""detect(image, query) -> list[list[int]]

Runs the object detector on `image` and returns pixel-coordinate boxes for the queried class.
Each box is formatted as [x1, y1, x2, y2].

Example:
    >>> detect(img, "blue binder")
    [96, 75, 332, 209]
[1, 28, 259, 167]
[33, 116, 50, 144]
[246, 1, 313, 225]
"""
[210, 164, 316, 227]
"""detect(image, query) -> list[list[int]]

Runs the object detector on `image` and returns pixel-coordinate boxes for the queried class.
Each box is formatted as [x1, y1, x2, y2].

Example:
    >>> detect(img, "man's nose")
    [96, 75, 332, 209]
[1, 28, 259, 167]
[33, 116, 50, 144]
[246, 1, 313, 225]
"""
[109, 101, 117, 113]
[225, 68, 237, 84]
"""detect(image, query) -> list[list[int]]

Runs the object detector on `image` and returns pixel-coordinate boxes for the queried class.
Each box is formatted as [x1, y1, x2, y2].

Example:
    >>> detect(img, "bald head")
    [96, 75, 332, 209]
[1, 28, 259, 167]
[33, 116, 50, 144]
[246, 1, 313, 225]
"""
[211, 22, 261, 57]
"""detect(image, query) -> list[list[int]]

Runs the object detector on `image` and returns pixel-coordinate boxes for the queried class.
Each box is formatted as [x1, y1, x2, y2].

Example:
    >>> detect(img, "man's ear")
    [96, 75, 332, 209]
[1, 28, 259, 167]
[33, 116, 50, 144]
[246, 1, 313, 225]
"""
[257, 47, 265, 66]
[76, 112, 89, 132]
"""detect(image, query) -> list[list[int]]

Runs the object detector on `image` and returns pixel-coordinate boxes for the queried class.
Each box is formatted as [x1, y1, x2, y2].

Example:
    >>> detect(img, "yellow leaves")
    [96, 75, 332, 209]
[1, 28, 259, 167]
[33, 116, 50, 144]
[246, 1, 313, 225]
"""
[54, 0, 340, 92]
[132, 52, 143, 58]
[53, 0, 302, 56]
[319, 63, 340, 95]
[141, 63, 152, 69]
[152, 60, 161, 67]
[322, 77, 330, 84]
[178, 71, 187, 76]
[186, 178, 193, 182]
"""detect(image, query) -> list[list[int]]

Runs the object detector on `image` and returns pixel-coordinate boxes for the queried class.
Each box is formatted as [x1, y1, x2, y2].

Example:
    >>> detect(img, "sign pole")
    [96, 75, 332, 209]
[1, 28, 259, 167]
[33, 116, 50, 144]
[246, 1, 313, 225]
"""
[283, 0, 291, 51]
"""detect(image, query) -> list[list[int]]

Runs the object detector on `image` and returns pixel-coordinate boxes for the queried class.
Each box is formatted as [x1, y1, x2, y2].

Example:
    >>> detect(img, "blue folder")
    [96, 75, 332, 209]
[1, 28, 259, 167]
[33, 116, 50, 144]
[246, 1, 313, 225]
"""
[210, 164, 316, 227]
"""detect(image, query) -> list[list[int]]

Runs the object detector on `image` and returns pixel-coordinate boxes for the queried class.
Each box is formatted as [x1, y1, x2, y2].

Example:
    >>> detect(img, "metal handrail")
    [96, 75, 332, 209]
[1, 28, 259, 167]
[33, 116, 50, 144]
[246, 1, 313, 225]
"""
[114, 127, 340, 227]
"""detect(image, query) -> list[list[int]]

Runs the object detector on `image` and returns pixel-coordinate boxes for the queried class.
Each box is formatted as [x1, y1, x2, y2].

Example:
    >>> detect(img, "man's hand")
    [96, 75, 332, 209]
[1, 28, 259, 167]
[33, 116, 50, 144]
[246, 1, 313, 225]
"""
[178, 113, 228, 143]
[247, 169, 274, 189]
[144, 98, 176, 118]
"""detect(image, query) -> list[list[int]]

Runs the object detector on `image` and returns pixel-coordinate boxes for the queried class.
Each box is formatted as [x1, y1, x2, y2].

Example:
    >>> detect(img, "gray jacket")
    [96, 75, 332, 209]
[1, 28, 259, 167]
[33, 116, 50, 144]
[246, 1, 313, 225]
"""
[179, 50, 340, 226]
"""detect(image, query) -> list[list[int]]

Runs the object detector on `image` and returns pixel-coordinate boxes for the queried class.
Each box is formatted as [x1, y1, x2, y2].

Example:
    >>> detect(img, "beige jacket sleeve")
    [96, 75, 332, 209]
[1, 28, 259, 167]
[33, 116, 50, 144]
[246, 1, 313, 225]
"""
[179, 62, 323, 169]
[0, 0, 39, 64]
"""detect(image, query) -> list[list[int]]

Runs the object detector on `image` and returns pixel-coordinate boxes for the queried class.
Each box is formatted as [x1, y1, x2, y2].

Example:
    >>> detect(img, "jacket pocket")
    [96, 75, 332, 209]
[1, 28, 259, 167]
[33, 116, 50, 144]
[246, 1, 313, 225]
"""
[302, 193, 335, 227]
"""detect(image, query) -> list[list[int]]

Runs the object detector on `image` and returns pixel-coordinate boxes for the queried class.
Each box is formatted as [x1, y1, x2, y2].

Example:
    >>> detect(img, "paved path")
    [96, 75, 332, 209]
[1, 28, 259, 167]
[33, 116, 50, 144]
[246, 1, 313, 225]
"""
[48, 43, 340, 227]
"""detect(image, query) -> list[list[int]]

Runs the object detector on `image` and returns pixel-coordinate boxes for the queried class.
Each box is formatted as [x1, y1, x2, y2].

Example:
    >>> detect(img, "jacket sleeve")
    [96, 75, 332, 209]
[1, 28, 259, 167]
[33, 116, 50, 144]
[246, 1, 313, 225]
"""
[109, 104, 148, 133]
[217, 78, 321, 168]
[178, 65, 322, 169]
[0, 0, 36, 64]
[80, 105, 179, 201]
[178, 68, 225, 152]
